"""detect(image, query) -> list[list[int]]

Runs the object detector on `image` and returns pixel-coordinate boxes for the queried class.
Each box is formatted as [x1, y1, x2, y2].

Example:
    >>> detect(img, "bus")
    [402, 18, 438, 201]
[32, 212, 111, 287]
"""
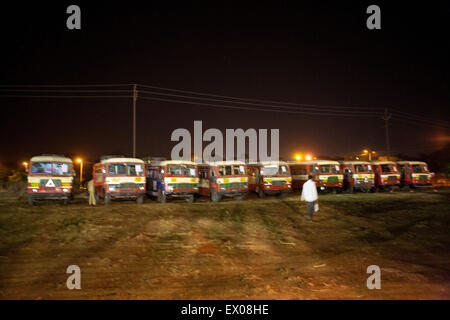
[93, 156, 146, 204]
[27, 154, 74, 205]
[340, 161, 375, 193]
[247, 161, 291, 198]
[288, 160, 343, 193]
[371, 161, 400, 192]
[396, 161, 432, 190]
[198, 161, 248, 202]
[145, 159, 199, 203]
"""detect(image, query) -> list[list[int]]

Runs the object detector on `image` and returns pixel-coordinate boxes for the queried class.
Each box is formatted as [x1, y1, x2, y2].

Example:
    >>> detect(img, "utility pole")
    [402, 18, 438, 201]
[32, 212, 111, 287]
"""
[133, 84, 137, 158]
[382, 108, 392, 159]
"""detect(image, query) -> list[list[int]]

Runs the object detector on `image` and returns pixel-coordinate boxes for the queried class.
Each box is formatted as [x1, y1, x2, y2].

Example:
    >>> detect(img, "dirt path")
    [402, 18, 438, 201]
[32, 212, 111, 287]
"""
[0, 191, 449, 299]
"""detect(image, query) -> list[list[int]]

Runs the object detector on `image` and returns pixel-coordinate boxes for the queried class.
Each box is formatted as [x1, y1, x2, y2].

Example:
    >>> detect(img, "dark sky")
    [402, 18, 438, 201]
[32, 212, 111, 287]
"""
[1, 1, 449, 167]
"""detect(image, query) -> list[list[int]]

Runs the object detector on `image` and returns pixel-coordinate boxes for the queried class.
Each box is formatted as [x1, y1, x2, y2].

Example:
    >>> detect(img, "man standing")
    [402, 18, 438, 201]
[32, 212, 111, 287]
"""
[301, 175, 318, 221]
[87, 179, 96, 206]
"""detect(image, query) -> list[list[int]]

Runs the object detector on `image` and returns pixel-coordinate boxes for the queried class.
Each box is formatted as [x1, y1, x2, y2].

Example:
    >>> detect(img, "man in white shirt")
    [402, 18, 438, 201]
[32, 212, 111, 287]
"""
[301, 175, 318, 221]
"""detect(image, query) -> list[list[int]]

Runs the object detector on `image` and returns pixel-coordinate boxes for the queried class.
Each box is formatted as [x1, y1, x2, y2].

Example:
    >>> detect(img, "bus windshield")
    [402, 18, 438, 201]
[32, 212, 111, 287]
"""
[354, 164, 372, 173]
[127, 163, 144, 177]
[219, 165, 246, 176]
[263, 165, 289, 176]
[31, 162, 72, 176]
[319, 165, 340, 174]
[412, 164, 428, 173]
[184, 165, 197, 177]
[381, 164, 397, 173]
[108, 164, 126, 175]
[166, 164, 197, 177]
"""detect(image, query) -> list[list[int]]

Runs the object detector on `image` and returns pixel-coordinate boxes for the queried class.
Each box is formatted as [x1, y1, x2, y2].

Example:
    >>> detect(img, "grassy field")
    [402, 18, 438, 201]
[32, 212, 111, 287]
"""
[0, 190, 449, 299]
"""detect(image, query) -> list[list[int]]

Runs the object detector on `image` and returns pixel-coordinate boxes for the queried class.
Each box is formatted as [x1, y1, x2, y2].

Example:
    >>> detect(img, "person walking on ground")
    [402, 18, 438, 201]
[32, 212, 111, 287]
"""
[301, 175, 318, 221]
[88, 179, 96, 206]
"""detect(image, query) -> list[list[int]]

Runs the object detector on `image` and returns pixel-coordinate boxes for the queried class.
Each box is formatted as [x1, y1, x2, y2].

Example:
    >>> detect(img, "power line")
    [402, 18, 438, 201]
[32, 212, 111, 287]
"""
[0, 95, 133, 99]
[138, 84, 384, 111]
[391, 111, 450, 128]
[138, 89, 382, 115]
[0, 95, 134, 99]
[391, 117, 450, 130]
[391, 109, 450, 124]
[138, 95, 382, 117]
[0, 89, 133, 93]
[0, 84, 132, 88]
[0, 83, 448, 128]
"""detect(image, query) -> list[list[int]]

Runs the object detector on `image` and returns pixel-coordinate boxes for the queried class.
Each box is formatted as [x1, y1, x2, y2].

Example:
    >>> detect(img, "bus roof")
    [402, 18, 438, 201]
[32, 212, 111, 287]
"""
[248, 161, 289, 166]
[396, 161, 428, 165]
[30, 155, 72, 163]
[287, 160, 340, 165]
[146, 159, 197, 166]
[100, 157, 144, 164]
[371, 161, 397, 165]
[339, 161, 372, 165]
[201, 160, 246, 166]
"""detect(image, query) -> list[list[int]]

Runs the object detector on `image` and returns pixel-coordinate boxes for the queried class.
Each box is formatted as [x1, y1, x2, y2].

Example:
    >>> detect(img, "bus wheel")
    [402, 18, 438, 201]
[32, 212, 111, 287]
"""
[105, 194, 111, 205]
[186, 195, 195, 203]
[28, 196, 35, 206]
[211, 190, 221, 202]
[136, 195, 144, 204]
[63, 198, 70, 205]
[257, 187, 265, 198]
[235, 194, 246, 201]
[331, 188, 337, 194]
[157, 190, 167, 203]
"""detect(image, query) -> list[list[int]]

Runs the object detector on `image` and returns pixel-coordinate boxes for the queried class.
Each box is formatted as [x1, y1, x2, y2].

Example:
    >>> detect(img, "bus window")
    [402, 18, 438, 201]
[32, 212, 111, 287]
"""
[184, 165, 197, 177]
[279, 165, 289, 175]
[108, 164, 126, 175]
[167, 165, 182, 175]
[31, 162, 52, 174]
[128, 164, 144, 176]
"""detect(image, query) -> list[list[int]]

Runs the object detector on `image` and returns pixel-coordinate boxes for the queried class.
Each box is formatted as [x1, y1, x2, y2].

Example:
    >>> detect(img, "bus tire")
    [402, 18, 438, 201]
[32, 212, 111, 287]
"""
[186, 195, 195, 203]
[257, 187, 265, 198]
[157, 190, 167, 203]
[136, 195, 144, 204]
[105, 194, 111, 205]
[63, 198, 70, 205]
[235, 194, 246, 201]
[28, 196, 35, 206]
[211, 190, 221, 202]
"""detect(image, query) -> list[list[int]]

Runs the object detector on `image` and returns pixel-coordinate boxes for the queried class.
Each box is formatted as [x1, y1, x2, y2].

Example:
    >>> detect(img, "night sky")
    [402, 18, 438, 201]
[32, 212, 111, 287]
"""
[1, 1, 449, 167]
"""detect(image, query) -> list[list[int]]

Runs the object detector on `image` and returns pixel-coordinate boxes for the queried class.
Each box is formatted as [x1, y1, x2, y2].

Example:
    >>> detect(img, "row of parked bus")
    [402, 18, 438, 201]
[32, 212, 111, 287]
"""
[25, 155, 432, 205]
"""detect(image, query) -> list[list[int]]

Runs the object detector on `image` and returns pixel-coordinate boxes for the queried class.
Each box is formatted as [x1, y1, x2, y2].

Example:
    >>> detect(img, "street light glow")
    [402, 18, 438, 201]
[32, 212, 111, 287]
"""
[305, 155, 312, 161]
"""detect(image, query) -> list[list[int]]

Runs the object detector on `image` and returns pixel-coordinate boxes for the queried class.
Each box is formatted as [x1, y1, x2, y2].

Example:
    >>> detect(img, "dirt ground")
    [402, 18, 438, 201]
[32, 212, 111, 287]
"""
[0, 190, 449, 300]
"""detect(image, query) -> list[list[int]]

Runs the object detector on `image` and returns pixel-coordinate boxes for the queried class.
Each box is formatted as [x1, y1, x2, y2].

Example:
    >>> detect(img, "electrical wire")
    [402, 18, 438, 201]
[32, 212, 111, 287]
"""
[138, 83, 384, 111]
[138, 95, 381, 117]
[137, 89, 382, 115]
